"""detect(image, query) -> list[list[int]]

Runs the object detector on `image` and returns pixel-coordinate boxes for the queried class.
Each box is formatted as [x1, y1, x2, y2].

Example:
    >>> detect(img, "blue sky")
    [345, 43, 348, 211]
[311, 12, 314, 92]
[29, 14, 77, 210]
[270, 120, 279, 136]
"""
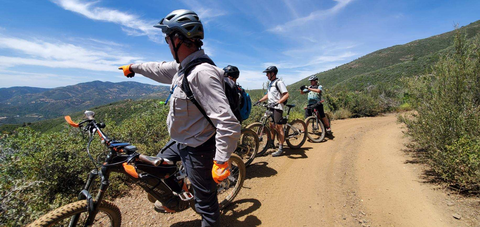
[1, 0, 479, 89]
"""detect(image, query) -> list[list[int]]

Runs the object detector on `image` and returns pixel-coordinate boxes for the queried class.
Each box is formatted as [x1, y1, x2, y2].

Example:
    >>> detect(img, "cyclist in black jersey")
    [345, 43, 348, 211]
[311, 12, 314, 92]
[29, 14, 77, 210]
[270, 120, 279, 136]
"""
[300, 75, 332, 135]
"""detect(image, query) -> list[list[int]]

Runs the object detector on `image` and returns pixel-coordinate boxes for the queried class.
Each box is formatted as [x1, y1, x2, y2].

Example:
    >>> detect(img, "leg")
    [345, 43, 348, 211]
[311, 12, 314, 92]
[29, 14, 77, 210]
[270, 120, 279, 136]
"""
[154, 139, 183, 212]
[156, 139, 181, 161]
[305, 106, 312, 119]
[269, 122, 276, 143]
[272, 109, 285, 157]
[179, 137, 219, 227]
[316, 104, 330, 129]
[276, 124, 285, 146]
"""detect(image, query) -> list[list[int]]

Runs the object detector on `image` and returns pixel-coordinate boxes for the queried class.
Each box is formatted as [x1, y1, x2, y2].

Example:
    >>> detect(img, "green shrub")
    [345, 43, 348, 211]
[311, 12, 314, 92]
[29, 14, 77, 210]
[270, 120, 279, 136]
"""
[333, 108, 352, 119]
[0, 100, 172, 226]
[401, 31, 480, 191]
[441, 136, 480, 189]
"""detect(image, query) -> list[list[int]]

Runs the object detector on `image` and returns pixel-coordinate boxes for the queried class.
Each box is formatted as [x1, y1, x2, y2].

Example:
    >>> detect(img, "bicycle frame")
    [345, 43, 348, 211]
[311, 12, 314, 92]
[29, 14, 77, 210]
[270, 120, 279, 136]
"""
[256, 104, 297, 142]
[306, 107, 321, 131]
[64, 114, 186, 226]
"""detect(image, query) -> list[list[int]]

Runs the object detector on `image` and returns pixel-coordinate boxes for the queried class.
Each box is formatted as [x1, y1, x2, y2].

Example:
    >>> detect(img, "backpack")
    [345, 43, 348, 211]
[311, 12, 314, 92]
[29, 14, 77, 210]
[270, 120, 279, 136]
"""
[180, 58, 242, 126]
[273, 78, 288, 105]
[238, 85, 252, 121]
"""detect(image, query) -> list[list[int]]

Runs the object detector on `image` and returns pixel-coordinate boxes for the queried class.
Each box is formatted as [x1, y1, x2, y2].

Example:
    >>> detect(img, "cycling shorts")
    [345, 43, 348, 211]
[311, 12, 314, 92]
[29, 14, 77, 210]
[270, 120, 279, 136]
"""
[272, 109, 284, 124]
[305, 103, 325, 119]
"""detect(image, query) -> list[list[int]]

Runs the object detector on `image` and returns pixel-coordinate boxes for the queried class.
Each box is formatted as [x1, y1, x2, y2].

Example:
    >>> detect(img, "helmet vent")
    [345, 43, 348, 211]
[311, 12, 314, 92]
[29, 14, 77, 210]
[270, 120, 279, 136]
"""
[178, 17, 190, 22]
[193, 16, 199, 21]
[166, 15, 175, 20]
[184, 25, 195, 31]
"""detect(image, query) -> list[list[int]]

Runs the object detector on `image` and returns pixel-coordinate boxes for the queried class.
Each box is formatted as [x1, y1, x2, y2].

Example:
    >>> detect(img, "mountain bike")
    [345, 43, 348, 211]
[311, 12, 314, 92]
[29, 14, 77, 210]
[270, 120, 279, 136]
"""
[235, 128, 259, 166]
[304, 101, 331, 143]
[29, 110, 245, 227]
[246, 103, 307, 156]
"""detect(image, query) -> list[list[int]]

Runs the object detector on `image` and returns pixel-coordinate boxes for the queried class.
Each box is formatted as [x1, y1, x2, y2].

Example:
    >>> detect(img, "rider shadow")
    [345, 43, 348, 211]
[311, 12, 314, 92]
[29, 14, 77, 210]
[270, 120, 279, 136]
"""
[170, 199, 263, 227]
[245, 161, 278, 179]
[285, 147, 309, 159]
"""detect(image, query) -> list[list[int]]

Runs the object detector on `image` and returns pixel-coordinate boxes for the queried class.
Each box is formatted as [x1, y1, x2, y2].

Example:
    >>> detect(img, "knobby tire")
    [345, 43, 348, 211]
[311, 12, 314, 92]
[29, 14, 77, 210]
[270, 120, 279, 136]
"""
[235, 128, 259, 166]
[246, 122, 272, 156]
[285, 119, 307, 149]
[305, 116, 326, 143]
[28, 200, 121, 227]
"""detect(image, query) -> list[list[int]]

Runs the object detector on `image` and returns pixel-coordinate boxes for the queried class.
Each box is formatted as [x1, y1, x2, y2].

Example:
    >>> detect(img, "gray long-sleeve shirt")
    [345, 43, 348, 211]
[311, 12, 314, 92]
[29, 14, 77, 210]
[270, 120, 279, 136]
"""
[130, 50, 241, 162]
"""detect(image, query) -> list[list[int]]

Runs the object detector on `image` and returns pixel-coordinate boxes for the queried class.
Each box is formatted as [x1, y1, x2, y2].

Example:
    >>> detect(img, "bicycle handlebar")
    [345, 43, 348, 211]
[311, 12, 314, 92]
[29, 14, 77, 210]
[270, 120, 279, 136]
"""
[254, 102, 278, 109]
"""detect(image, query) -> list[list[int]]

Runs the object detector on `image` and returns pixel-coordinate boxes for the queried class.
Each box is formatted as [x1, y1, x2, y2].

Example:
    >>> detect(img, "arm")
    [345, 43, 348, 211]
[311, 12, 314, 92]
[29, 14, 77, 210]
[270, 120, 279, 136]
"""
[258, 94, 268, 102]
[190, 66, 241, 163]
[277, 80, 289, 104]
[308, 87, 322, 93]
[278, 92, 289, 104]
[130, 61, 179, 84]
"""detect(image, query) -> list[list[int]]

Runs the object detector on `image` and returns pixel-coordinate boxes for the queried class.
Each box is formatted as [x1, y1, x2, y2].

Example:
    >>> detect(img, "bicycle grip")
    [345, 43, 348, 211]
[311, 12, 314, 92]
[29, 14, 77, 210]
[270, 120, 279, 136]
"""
[139, 154, 163, 166]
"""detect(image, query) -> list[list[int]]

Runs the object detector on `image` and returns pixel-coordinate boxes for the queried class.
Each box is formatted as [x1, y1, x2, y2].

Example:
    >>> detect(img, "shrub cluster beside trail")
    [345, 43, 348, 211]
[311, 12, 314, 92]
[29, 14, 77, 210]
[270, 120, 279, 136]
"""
[399, 31, 480, 192]
[0, 101, 170, 226]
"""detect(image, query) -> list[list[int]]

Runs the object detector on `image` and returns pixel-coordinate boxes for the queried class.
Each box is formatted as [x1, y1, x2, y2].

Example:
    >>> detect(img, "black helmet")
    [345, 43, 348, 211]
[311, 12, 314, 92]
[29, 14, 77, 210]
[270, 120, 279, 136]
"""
[263, 66, 278, 75]
[223, 65, 240, 79]
[154, 9, 204, 39]
[308, 75, 318, 81]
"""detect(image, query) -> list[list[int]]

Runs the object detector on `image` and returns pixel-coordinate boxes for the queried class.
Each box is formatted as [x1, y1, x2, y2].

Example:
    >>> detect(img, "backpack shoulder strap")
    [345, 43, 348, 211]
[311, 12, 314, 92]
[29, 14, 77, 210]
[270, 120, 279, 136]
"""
[180, 58, 216, 127]
[274, 79, 283, 93]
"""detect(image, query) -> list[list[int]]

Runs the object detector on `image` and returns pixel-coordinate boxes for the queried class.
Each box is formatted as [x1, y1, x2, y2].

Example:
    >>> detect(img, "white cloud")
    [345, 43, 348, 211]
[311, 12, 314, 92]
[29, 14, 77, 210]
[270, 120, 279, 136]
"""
[0, 70, 80, 88]
[180, 0, 227, 23]
[261, 51, 356, 70]
[51, 0, 161, 41]
[268, 0, 353, 33]
[0, 35, 142, 71]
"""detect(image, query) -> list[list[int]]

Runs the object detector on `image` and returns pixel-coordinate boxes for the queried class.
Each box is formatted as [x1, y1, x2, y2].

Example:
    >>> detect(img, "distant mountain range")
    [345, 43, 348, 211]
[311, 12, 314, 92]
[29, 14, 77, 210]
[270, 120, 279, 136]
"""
[0, 81, 169, 125]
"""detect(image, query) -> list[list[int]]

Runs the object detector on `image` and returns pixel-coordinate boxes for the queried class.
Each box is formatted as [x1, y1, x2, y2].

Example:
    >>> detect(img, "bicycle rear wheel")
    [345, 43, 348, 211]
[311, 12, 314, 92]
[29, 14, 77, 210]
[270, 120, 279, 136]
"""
[235, 128, 259, 166]
[285, 119, 307, 149]
[28, 200, 121, 227]
[305, 116, 326, 143]
[246, 122, 272, 156]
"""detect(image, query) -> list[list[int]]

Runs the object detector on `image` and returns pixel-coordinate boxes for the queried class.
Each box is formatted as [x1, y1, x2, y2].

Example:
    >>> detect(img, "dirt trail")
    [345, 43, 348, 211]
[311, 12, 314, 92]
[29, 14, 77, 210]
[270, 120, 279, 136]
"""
[114, 114, 479, 226]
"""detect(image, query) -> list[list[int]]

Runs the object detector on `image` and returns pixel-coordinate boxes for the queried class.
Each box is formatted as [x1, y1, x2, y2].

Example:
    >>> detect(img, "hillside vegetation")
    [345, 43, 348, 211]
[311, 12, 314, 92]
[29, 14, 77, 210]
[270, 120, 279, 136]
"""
[0, 81, 169, 126]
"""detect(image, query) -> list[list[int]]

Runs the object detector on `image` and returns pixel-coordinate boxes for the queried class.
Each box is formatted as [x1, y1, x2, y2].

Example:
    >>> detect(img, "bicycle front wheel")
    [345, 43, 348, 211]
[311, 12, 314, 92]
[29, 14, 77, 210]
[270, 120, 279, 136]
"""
[305, 116, 326, 143]
[235, 128, 259, 166]
[285, 119, 307, 149]
[28, 200, 121, 227]
[217, 153, 246, 209]
[246, 122, 272, 156]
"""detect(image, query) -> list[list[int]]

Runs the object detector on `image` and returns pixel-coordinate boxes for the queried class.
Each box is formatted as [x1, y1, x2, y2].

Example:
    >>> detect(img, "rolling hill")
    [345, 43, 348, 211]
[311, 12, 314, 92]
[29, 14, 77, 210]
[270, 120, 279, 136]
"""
[286, 20, 480, 106]
[0, 81, 169, 125]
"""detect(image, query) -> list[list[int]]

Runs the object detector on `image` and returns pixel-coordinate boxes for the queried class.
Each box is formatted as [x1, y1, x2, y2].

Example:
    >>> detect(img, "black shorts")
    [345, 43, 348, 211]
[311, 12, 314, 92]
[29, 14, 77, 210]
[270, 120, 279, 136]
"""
[272, 109, 284, 124]
[305, 103, 325, 119]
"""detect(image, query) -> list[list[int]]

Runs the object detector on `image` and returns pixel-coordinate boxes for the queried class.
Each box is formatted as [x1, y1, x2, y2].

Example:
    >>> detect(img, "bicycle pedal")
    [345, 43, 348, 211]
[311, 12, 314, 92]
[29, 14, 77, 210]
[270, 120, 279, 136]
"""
[174, 191, 194, 201]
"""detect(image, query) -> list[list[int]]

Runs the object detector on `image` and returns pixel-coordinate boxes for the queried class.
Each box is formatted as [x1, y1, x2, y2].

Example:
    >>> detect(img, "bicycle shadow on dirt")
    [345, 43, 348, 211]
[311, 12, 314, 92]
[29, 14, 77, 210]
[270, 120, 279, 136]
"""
[170, 198, 263, 227]
[285, 147, 310, 159]
[245, 161, 278, 179]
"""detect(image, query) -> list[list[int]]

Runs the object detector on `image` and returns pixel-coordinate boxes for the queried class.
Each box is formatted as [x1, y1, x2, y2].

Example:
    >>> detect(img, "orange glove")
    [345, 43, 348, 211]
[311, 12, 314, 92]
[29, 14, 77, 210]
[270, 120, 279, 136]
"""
[212, 161, 230, 183]
[118, 64, 135, 78]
